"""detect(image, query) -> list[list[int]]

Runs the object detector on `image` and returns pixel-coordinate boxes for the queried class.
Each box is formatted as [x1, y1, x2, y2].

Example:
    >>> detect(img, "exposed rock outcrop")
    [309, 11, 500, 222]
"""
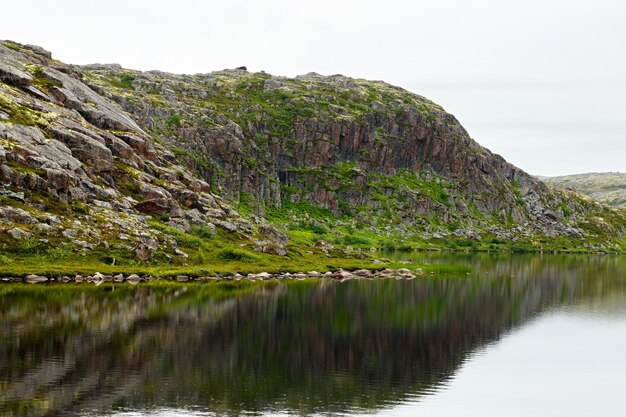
[0, 41, 256, 260]
[0, 39, 624, 259]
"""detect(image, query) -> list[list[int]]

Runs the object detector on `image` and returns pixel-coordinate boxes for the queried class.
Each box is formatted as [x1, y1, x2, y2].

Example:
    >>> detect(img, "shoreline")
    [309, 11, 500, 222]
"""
[1, 267, 430, 284]
[2, 251, 623, 285]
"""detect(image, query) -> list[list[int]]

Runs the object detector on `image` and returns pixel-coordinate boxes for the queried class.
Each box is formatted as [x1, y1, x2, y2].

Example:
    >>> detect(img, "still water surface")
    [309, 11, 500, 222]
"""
[1, 253, 625, 416]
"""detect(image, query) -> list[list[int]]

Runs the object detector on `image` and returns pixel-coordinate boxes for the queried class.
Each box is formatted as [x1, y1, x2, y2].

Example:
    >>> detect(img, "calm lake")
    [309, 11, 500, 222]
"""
[1, 253, 626, 416]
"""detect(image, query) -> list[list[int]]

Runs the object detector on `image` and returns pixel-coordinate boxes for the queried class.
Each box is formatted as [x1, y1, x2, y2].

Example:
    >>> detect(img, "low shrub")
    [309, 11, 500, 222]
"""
[217, 249, 258, 262]
[192, 225, 214, 239]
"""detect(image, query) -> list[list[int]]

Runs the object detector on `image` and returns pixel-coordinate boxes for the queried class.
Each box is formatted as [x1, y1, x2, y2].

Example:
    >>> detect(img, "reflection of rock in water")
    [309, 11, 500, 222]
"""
[0, 255, 624, 416]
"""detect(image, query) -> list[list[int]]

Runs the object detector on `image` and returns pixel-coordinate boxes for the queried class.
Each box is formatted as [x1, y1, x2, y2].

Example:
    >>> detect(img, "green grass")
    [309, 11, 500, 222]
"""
[120, 73, 135, 89]
[148, 220, 209, 248]
[192, 225, 215, 239]
[334, 235, 372, 246]
[166, 113, 182, 127]
[0, 254, 14, 265]
[0, 253, 431, 278]
[0, 223, 473, 279]
[0, 202, 616, 281]
[288, 221, 328, 235]
[0, 188, 617, 283]
[217, 249, 258, 262]
[105, 73, 136, 90]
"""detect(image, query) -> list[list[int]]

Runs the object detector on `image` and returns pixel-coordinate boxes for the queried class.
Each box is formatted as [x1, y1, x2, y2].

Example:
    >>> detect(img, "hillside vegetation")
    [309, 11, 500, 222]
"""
[1, 40, 625, 277]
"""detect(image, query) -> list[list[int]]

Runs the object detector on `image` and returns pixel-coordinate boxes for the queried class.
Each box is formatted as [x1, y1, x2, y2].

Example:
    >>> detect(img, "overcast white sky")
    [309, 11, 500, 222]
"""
[2, 0, 625, 176]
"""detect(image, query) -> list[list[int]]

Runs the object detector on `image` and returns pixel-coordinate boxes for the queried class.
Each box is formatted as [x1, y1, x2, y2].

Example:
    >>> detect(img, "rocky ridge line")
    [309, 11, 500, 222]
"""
[80, 54, 625, 246]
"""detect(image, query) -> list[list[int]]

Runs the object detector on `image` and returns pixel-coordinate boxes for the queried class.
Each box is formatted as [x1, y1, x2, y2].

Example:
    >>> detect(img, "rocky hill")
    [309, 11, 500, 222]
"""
[542, 173, 626, 208]
[1, 40, 625, 271]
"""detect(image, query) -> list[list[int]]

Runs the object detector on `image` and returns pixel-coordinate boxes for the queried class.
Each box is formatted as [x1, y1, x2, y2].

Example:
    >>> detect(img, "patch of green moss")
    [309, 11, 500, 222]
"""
[369, 169, 451, 206]
[0, 91, 56, 128]
[237, 191, 254, 216]
[120, 73, 135, 88]
[4, 160, 47, 176]
[166, 113, 182, 127]
[3, 42, 21, 52]
[104, 72, 136, 90]
[29, 66, 61, 90]
[114, 175, 143, 201]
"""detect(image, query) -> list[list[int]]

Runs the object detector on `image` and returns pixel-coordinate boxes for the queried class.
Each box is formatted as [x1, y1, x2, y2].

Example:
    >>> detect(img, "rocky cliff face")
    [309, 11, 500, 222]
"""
[0, 41, 264, 262]
[1, 40, 624, 260]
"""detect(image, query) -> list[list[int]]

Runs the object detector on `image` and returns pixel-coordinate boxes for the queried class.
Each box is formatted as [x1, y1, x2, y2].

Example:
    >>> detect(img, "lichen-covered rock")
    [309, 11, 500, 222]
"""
[0, 61, 33, 87]
[167, 218, 191, 233]
[135, 246, 151, 261]
[62, 229, 78, 239]
[0, 207, 38, 224]
[259, 224, 288, 245]
[7, 227, 32, 239]
[126, 274, 142, 284]
[133, 198, 183, 217]
[253, 240, 287, 256]
[189, 179, 210, 193]
[0, 124, 85, 187]
[43, 67, 144, 133]
[254, 224, 289, 255]
[184, 208, 209, 226]
[24, 274, 47, 284]
[49, 126, 113, 172]
[213, 220, 238, 233]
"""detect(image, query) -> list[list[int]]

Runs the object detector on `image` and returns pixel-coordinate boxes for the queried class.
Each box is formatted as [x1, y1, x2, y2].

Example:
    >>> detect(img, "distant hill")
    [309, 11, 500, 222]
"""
[542, 173, 626, 207]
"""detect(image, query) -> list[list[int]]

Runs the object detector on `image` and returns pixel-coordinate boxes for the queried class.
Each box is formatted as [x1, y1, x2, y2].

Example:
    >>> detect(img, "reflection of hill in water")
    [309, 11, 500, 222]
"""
[0, 255, 625, 416]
